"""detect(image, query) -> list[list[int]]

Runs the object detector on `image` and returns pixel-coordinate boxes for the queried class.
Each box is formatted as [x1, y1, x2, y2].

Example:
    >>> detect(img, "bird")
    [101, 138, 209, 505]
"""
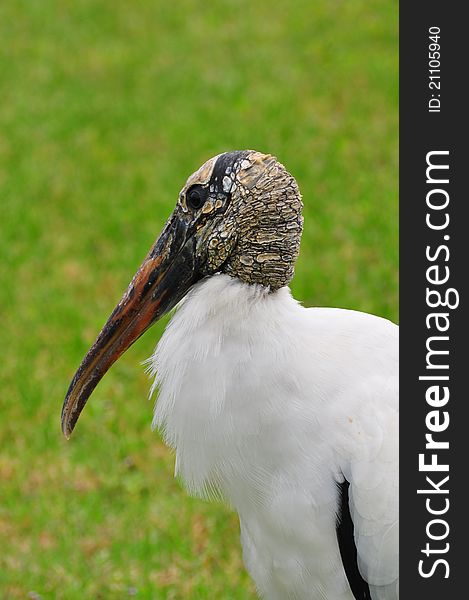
[62, 150, 399, 600]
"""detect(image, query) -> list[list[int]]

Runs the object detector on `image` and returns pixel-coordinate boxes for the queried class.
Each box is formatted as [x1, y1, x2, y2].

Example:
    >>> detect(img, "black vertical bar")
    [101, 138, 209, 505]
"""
[400, 3, 466, 597]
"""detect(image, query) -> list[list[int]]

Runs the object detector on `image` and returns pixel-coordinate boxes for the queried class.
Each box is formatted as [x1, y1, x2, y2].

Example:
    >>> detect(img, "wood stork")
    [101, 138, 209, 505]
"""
[62, 150, 399, 600]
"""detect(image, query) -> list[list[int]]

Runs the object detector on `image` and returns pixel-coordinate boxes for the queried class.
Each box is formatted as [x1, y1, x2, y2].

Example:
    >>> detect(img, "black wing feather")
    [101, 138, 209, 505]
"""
[336, 480, 372, 600]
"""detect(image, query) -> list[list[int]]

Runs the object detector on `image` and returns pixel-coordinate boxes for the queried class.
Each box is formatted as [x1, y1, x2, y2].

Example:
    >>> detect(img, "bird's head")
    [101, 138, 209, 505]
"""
[61, 150, 303, 438]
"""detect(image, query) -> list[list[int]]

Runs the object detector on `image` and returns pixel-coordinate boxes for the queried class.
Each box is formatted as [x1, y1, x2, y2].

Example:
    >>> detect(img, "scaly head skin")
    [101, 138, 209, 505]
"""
[61, 150, 303, 438]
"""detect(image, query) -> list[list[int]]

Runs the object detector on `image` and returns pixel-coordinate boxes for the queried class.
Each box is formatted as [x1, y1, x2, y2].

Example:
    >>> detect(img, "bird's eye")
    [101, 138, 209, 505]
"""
[186, 185, 207, 210]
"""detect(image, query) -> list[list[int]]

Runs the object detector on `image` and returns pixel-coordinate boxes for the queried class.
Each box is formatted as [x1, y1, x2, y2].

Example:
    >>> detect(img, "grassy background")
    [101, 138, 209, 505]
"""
[0, 1, 397, 598]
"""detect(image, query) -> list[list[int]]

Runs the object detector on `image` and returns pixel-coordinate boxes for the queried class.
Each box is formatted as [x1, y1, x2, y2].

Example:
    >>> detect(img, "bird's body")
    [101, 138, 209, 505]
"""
[62, 150, 399, 599]
[150, 274, 398, 600]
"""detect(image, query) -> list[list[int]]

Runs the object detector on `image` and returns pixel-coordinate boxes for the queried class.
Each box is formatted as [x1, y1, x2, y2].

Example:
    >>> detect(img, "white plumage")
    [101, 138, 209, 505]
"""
[149, 274, 398, 600]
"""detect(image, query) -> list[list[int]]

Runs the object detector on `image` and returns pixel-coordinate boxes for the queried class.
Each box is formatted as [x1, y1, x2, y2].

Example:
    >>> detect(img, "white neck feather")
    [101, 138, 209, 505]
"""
[147, 274, 302, 499]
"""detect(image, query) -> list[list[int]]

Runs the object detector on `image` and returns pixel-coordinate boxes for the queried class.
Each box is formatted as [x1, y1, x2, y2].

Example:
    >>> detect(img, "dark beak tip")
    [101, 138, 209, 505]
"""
[61, 413, 72, 439]
[61, 393, 78, 440]
[62, 419, 72, 439]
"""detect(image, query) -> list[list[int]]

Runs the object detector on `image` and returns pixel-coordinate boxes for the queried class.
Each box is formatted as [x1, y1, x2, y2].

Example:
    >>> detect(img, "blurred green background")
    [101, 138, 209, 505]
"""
[0, 1, 397, 598]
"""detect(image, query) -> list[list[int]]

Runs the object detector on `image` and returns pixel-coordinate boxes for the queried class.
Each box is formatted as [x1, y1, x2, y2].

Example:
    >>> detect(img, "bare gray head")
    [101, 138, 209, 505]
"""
[61, 150, 303, 438]
[179, 150, 304, 290]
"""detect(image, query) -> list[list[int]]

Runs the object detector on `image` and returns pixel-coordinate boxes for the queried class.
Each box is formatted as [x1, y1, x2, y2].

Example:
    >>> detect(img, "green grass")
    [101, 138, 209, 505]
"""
[0, 1, 397, 598]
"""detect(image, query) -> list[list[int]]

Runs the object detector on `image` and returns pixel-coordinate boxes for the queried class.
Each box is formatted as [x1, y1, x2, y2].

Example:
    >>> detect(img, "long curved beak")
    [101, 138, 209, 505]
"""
[61, 213, 198, 439]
